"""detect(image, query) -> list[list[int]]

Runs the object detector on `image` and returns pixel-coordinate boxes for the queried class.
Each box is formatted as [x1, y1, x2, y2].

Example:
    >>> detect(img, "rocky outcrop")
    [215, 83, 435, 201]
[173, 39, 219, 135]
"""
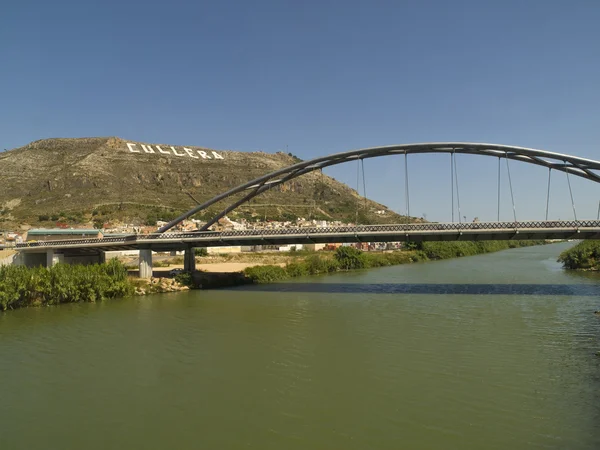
[134, 277, 190, 295]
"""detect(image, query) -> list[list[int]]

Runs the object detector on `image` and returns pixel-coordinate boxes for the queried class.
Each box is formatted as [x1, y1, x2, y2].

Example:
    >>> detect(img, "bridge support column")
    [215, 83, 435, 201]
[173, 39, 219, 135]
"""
[46, 249, 58, 268]
[139, 249, 153, 279]
[184, 247, 196, 273]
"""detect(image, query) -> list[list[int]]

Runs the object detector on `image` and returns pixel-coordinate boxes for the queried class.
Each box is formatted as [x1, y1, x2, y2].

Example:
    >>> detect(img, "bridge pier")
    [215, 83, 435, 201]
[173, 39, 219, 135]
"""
[139, 249, 153, 279]
[46, 249, 61, 268]
[184, 247, 195, 273]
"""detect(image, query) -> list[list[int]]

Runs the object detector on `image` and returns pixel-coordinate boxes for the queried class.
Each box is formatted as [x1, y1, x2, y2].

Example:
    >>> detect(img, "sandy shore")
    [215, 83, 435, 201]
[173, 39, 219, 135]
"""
[0, 249, 16, 259]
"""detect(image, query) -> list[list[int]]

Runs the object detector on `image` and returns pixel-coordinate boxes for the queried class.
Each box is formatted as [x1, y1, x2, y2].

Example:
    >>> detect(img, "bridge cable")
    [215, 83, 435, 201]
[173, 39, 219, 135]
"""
[319, 168, 325, 220]
[361, 159, 368, 216]
[356, 159, 360, 224]
[597, 200, 600, 221]
[505, 152, 517, 222]
[564, 161, 578, 220]
[545, 168, 552, 221]
[497, 157, 501, 221]
[451, 152, 455, 222]
[404, 153, 411, 222]
[453, 152, 462, 223]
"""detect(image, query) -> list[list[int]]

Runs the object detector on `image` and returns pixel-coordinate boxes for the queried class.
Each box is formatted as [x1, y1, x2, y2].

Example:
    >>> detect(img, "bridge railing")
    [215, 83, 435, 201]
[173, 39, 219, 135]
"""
[13, 220, 600, 249]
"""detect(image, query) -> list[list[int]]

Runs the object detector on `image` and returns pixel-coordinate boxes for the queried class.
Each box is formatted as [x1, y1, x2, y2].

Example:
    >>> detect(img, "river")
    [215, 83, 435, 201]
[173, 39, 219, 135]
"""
[1, 242, 599, 449]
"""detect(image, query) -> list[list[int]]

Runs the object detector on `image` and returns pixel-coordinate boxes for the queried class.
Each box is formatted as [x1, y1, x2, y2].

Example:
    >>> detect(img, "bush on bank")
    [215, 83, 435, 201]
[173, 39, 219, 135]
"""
[557, 240, 600, 270]
[243, 265, 288, 283]
[0, 259, 134, 311]
[243, 241, 547, 284]
[334, 246, 367, 270]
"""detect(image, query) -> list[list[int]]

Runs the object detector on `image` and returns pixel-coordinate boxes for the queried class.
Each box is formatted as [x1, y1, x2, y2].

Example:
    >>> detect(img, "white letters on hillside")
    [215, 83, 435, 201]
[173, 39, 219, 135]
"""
[126, 143, 224, 160]
[184, 147, 199, 159]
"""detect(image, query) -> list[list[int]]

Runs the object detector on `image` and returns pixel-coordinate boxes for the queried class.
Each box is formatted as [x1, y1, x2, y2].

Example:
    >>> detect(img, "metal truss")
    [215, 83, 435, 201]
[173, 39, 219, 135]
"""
[153, 142, 600, 233]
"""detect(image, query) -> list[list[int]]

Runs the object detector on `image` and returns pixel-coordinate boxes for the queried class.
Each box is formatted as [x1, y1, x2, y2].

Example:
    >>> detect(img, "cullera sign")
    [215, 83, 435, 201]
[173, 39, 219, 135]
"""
[126, 143, 224, 160]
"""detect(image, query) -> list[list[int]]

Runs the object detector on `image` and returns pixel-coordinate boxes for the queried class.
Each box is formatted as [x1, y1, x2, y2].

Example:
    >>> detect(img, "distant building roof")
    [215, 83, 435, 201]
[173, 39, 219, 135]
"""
[27, 229, 99, 235]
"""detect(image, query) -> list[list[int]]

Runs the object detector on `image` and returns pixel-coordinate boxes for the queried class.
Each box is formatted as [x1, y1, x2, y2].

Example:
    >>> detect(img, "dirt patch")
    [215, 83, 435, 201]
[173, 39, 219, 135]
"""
[0, 249, 16, 259]
[2, 198, 21, 210]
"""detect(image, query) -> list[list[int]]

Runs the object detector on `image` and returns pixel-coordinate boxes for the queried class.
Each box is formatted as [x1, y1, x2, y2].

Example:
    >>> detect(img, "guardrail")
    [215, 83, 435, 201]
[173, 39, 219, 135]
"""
[13, 220, 599, 249]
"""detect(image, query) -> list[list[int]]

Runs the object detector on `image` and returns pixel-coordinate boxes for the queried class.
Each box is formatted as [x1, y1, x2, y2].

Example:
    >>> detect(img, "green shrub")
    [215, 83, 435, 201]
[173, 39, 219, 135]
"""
[285, 262, 309, 277]
[411, 251, 429, 262]
[0, 259, 134, 311]
[419, 240, 546, 261]
[244, 265, 288, 283]
[349, 250, 424, 268]
[175, 272, 193, 287]
[168, 256, 184, 265]
[304, 255, 340, 275]
[195, 248, 208, 257]
[558, 241, 600, 270]
[334, 246, 367, 270]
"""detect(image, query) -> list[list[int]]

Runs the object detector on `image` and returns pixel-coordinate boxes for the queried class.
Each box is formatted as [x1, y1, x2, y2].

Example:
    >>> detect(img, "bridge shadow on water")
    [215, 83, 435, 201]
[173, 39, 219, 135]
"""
[227, 283, 600, 296]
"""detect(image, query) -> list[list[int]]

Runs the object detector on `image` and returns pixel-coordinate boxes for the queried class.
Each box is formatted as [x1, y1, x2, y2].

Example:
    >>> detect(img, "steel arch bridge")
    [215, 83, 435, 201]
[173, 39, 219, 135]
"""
[158, 142, 600, 234]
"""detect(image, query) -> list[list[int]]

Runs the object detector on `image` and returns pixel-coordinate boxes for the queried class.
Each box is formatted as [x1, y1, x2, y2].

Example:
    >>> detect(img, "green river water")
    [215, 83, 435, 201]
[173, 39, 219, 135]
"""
[1, 242, 599, 449]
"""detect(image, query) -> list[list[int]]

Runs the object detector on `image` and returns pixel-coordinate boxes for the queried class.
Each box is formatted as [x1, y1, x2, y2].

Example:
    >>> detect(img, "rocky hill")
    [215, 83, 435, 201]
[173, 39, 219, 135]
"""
[0, 137, 407, 229]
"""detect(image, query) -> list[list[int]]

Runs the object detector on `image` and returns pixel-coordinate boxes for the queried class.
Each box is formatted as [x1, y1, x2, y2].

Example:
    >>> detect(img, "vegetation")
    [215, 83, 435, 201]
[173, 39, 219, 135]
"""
[417, 240, 546, 260]
[153, 260, 172, 268]
[334, 246, 367, 270]
[0, 259, 134, 311]
[194, 248, 208, 257]
[243, 265, 288, 283]
[557, 241, 600, 270]
[243, 241, 547, 284]
[174, 272, 194, 287]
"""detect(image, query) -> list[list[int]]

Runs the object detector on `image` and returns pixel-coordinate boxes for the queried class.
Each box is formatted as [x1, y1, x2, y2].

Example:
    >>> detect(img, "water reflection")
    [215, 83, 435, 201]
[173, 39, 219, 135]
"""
[230, 282, 600, 296]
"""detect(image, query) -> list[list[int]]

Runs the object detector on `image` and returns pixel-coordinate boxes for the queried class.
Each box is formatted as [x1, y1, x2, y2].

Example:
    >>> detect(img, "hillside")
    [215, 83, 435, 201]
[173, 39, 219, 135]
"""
[0, 137, 408, 229]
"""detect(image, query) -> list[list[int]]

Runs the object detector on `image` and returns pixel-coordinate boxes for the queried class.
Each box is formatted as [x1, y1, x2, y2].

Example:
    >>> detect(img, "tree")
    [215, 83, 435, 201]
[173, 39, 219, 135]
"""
[334, 246, 366, 270]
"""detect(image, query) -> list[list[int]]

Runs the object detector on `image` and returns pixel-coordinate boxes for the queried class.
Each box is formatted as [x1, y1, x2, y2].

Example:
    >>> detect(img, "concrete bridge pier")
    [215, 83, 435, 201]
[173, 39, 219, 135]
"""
[139, 249, 153, 279]
[184, 247, 195, 273]
[46, 249, 63, 268]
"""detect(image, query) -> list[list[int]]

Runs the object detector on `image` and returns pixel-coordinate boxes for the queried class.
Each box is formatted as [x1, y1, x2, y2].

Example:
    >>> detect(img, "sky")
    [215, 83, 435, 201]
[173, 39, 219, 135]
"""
[2, 0, 600, 222]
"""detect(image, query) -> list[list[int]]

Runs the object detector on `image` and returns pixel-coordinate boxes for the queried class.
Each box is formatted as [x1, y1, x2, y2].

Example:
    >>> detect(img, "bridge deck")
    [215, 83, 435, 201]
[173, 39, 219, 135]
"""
[6, 220, 599, 253]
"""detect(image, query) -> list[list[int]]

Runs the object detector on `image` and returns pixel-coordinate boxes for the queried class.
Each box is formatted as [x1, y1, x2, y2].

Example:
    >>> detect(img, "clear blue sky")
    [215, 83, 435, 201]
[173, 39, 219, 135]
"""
[2, 0, 600, 222]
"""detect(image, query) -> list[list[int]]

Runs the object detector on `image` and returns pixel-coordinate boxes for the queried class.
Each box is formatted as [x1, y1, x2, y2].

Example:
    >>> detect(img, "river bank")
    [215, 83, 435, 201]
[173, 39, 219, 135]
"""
[0, 240, 549, 310]
[241, 240, 548, 285]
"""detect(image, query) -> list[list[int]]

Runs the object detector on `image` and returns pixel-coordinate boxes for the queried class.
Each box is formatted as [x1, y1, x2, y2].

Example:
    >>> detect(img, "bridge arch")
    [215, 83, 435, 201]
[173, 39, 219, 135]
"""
[158, 142, 600, 233]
